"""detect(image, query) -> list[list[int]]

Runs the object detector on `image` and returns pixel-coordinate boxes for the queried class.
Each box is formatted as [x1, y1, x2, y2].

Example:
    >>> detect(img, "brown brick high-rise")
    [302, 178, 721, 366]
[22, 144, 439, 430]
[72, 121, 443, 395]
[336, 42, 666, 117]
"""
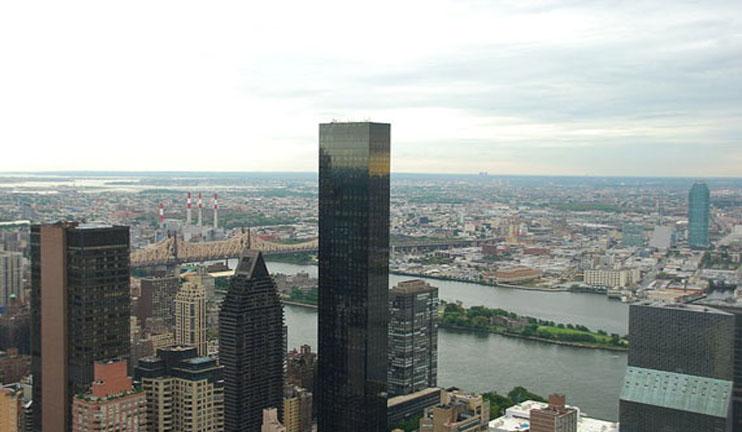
[31, 223, 131, 431]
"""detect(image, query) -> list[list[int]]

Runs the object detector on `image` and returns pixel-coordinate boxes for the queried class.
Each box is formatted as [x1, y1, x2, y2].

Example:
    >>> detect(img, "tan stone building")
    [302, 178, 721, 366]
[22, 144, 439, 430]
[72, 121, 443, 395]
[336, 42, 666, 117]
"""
[262, 408, 287, 432]
[584, 268, 641, 288]
[419, 389, 490, 432]
[174, 282, 207, 356]
[283, 386, 312, 432]
[134, 346, 223, 432]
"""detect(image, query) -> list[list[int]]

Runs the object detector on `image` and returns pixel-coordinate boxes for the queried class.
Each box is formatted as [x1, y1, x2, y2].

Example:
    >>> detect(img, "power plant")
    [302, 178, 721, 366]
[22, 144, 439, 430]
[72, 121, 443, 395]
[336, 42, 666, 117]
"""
[157, 192, 225, 242]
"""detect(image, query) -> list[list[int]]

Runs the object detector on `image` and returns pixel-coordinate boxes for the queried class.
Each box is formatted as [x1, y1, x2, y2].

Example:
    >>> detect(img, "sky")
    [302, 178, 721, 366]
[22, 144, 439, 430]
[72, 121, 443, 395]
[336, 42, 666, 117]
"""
[1, 0, 740, 176]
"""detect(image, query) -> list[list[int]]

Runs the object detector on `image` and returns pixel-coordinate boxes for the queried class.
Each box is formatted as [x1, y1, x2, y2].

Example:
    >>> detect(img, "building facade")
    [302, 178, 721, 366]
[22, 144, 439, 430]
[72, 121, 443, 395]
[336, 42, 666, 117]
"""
[30, 223, 131, 431]
[287, 345, 317, 394]
[688, 181, 710, 249]
[388, 279, 438, 397]
[138, 276, 180, 330]
[583, 268, 641, 288]
[134, 346, 224, 432]
[419, 389, 489, 432]
[619, 303, 734, 431]
[317, 122, 391, 432]
[219, 251, 285, 432]
[529, 394, 577, 432]
[0, 251, 23, 308]
[174, 282, 207, 356]
[71, 360, 147, 432]
[283, 386, 312, 432]
[0, 382, 30, 432]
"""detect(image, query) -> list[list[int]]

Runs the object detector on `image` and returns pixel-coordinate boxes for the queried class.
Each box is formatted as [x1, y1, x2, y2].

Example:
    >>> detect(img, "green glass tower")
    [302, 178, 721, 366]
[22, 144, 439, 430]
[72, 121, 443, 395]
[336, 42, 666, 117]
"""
[688, 181, 710, 249]
[317, 122, 390, 432]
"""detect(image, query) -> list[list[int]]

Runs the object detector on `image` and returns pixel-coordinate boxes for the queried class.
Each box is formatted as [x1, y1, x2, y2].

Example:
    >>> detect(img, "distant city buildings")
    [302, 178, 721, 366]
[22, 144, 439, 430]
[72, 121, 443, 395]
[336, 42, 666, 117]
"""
[688, 182, 710, 249]
[220, 251, 285, 432]
[0, 251, 23, 308]
[174, 282, 207, 356]
[31, 223, 131, 431]
[583, 268, 640, 288]
[621, 224, 644, 247]
[71, 360, 146, 432]
[619, 302, 734, 431]
[135, 346, 224, 432]
[388, 279, 438, 397]
[317, 122, 391, 432]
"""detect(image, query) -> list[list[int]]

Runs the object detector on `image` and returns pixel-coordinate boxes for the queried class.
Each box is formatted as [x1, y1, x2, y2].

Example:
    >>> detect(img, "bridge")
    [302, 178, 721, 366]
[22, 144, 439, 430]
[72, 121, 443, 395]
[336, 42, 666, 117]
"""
[131, 231, 318, 268]
[131, 232, 491, 268]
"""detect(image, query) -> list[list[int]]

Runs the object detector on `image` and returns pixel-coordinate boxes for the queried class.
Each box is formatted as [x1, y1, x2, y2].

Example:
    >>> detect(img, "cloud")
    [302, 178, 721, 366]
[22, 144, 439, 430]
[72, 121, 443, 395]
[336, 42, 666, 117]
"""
[0, 0, 740, 176]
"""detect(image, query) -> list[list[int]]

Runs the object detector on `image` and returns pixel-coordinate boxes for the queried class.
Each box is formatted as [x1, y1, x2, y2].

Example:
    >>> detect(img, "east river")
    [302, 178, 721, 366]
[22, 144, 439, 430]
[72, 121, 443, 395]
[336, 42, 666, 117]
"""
[262, 261, 628, 421]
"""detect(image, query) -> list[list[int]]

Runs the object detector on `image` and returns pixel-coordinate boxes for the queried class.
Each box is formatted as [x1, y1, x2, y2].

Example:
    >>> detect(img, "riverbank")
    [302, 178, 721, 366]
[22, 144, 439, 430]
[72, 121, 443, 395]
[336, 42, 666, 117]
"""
[441, 302, 628, 352]
[440, 324, 627, 352]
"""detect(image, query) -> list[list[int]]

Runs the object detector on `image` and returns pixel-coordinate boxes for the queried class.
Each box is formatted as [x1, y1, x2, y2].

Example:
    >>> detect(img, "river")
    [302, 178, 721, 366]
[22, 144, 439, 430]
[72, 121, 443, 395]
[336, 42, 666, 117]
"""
[257, 261, 628, 421]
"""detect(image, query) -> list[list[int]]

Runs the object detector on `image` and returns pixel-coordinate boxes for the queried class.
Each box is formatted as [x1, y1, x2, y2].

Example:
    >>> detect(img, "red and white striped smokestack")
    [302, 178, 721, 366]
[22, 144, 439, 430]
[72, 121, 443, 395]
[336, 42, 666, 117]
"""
[198, 193, 203, 227]
[213, 193, 219, 229]
[159, 202, 164, 225]
[186, 192, 192, 225]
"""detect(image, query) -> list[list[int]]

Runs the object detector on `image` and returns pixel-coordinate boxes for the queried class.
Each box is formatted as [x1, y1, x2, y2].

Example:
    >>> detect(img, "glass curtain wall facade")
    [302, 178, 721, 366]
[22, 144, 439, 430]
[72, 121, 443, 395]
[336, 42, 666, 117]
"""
[688, 182, 710, 249]
[317, 122, 391, 432]
[220, 250, 285, 432]
[388, 280, 438, 397]
[619, 303, 734, 432]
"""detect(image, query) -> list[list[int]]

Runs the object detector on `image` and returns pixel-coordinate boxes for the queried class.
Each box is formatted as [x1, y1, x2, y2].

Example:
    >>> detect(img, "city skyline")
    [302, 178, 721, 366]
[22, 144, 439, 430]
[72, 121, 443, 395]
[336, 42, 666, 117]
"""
[1, 1, 740, 176]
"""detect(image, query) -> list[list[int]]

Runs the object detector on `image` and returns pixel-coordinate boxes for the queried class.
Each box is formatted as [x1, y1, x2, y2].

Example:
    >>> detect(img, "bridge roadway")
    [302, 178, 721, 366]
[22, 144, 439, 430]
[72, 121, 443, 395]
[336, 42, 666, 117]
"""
[130, 233, 493, 268]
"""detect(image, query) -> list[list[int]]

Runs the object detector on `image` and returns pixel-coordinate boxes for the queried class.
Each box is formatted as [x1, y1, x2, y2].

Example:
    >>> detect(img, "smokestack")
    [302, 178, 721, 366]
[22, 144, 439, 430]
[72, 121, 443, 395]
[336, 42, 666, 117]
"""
[159, 202, 164, 226]
[198, 193, 203, 227]
[186, 192, 192, 225]
[213, 193, 218, 229]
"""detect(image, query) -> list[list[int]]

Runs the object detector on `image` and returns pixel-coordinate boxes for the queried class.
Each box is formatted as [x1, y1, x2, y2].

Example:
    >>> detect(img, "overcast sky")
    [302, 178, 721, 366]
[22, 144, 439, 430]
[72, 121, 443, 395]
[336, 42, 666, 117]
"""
[1, 0, 740, 176]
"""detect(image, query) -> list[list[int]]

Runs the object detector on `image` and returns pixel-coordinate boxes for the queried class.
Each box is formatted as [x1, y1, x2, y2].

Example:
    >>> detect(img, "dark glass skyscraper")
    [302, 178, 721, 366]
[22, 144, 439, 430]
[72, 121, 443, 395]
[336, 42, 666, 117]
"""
[31, 223, 131, 431]
[219, 250, 285, 432]
[388, 279, 438, 397]
[317, 122, 391, 432]
[688, 181, 710, 249]
[619, 302, 734, 431]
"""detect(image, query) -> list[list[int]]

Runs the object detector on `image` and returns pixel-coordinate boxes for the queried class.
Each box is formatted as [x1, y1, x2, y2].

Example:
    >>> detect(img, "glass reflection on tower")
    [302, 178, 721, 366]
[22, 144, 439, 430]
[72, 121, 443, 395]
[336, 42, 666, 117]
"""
[317, 122, 390, 432]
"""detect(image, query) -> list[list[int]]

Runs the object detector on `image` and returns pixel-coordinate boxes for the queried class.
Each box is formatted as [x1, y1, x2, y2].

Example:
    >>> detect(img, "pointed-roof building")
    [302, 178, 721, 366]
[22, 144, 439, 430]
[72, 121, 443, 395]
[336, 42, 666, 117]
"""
[220, 249, 286, 432]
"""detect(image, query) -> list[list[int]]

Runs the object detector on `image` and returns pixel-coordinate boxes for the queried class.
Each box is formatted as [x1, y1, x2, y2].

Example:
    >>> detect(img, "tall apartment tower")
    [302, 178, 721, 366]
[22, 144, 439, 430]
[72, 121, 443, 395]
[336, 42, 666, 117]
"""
[174, 282, 207, 356]
[619, 302, 734, 431]
[30, 223, 131, 432]
[219, 250, 285, 432]
[688, 181, 710, 249]
[135, 346, 224, 432]
[388, 279, 438, 397]
[0, 251, 23, 308]
[317, 122, 391, 432]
